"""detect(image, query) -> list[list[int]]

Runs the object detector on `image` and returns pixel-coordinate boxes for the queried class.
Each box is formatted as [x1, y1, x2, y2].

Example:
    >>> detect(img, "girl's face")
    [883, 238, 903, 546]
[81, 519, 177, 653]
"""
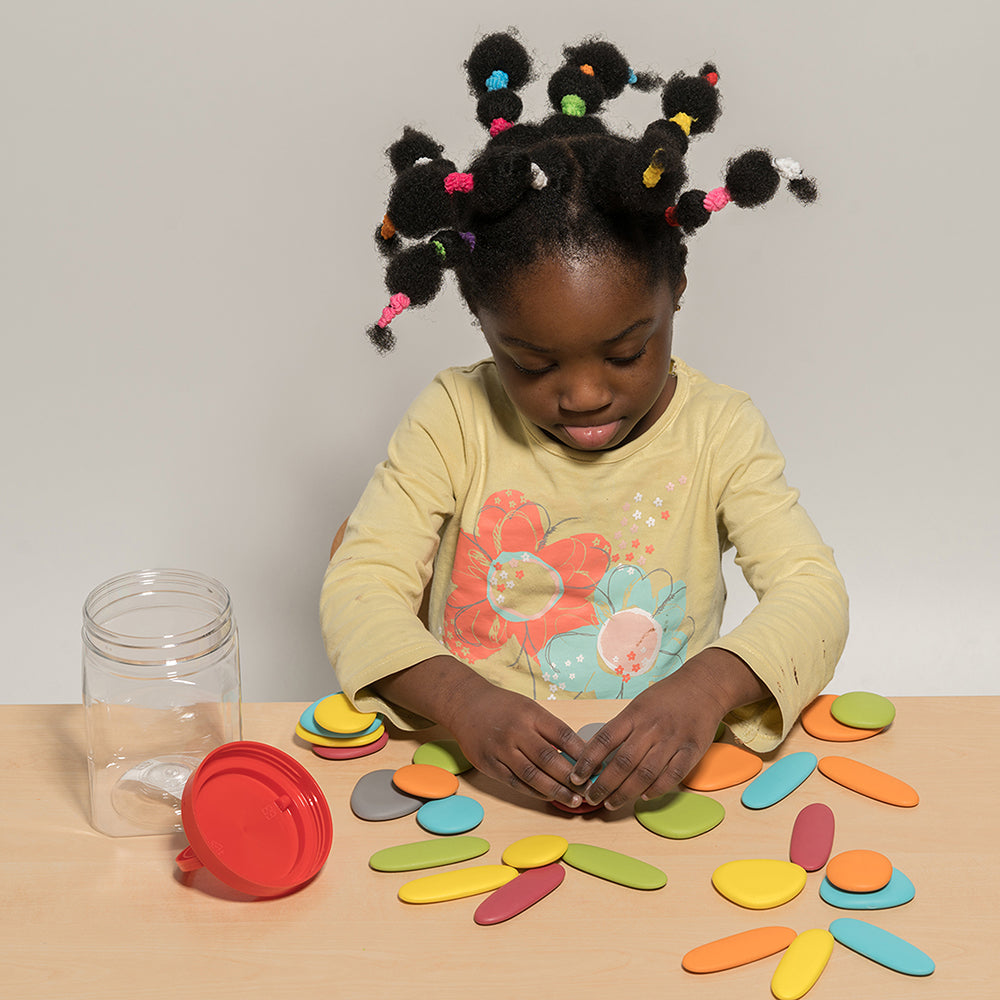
[477, 253, 685, 452]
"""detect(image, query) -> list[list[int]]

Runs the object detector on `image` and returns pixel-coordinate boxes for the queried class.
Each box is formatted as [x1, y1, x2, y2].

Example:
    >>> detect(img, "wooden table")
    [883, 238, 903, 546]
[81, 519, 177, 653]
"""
[2, 698, 997, 999]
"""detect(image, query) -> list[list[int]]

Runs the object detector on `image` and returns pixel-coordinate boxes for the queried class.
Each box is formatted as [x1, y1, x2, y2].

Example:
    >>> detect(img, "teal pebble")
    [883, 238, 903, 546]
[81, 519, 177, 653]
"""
[416, 795, 484, 835]
[829, 917, 934, 976]
[741, 751, 818, 809]
[820, 868, 915, 910]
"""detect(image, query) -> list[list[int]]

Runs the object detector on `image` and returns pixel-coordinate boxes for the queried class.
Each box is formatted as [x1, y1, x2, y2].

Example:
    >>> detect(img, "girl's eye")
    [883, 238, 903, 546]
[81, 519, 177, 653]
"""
[511, 359, 556, 377]
[609, 346, 647, 367]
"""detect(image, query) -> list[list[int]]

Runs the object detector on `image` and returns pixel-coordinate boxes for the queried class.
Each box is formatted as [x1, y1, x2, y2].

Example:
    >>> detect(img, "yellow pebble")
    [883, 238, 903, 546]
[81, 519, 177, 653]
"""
[771, 929, 835, 1000]
[502, 835, 569, 869]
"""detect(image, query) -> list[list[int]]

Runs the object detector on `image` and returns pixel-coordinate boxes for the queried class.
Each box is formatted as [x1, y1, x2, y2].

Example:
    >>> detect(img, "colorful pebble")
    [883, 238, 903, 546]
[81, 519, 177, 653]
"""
[712, 859, 808, 909]
[826, 849, 893, 893]
[831, 691, 896, 730]
[682, 926, 797, 973]
[634, 790, 725, 839]
[771, 928, 835, 1000]
[789, 803, 836, 871]
[800, 695, 884, 742]
[416, 794, 484, 835]
[818, 756, 919, 807]
[829, 917, 934, 976]
[411, 739, 472, 774]
[741, 752, 818, 809]
[392, 763, 460, 799]
[368, 836, 490, 872]
[681, 742, 763, 791]
[819, 868, 915, 910]
[296, 721, 385, 748]
[398, 864, 518, 904]
[311, 729, 389, 760]
[299, 697, 383, 739]
[562, 843, 667, 890]
[350, 768, 423, 821]
[312, 692, 378, 734]
[473, 863, 566, 925]
[502, 835, 569, 869]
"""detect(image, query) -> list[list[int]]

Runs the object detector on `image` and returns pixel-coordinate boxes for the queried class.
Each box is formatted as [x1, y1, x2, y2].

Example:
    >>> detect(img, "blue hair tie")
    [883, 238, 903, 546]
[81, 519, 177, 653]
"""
[485, 70, 509, 91]
[628, 68, 638, 85]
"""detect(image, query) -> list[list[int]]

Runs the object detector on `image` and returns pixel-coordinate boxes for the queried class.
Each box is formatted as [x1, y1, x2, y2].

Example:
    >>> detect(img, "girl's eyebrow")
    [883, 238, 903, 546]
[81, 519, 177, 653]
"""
[500, 317, 653, 353]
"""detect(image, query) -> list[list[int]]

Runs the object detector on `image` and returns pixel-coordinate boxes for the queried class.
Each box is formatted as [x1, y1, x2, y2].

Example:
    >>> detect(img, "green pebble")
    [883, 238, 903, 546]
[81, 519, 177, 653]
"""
[369, 836, 490, 872]
[634, 790, 726, 839]
[412, 739, 473, 775]
[831, 691, 896, 730]
[562, 843, 667, 890]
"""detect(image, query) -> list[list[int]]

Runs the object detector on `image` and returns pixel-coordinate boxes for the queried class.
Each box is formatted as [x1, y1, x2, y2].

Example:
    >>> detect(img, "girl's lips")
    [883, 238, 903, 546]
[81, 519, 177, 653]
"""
[562, 420, 624, 449]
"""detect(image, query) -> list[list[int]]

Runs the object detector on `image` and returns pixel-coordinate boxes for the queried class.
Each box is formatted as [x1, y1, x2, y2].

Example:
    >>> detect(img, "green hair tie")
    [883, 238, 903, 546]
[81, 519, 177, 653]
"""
[431, 240, 446, 260]
[561, 94, 586, 117]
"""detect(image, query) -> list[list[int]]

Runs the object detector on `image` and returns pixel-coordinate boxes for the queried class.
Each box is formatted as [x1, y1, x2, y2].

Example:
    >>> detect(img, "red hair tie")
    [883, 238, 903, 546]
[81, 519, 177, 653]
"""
[444, 172, 474, 194]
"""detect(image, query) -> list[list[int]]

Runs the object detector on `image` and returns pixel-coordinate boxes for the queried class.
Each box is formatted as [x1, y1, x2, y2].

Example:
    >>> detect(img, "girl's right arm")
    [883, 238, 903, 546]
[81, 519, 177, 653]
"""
[372, 654, 587, 808]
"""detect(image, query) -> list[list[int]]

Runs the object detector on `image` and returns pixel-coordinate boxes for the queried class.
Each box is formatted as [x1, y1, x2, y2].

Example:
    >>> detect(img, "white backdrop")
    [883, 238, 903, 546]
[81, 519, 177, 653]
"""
[3, 0, 997, 704]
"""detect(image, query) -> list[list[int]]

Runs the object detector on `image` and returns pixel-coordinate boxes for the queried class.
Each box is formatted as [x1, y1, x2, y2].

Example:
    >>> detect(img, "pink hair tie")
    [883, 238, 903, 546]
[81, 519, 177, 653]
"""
[377, 292, 411, 329]
[704, 187, 731, 212]
[444, 172, 474, 194]
[489, 117, 513, 137]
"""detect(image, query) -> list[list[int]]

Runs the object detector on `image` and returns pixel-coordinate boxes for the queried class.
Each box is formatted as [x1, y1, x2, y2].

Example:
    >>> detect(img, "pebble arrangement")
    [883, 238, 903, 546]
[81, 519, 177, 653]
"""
[296, 693, 389, 759]
[318, 689, 934, 997]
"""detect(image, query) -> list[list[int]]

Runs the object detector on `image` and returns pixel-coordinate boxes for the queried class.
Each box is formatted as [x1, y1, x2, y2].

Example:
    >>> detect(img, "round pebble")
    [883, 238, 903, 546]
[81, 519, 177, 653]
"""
[311, 730, 389, 760]
[296, 721, 385, 748]
[412, 740, 472, 774]
[416, 794, 484, 835]
[682, 743, 763, 791]
[392, 763, 460, 799]
[800, 695, 884, 742]
[350, 767, 423, 820]
[826, 849, 893, 893]
[634, 790, 725, 839]
[831, 691, 896, 731]
[312, 692, 378, 735]
[299, 698, 383, 740]
[819, 868, 915, 910]
[712, 859, 808, 909]
[502, 835, 569, 869]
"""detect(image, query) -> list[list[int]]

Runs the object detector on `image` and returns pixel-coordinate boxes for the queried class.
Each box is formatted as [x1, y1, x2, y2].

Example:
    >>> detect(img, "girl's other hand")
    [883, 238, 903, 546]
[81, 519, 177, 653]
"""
[568, 648, 767, 810]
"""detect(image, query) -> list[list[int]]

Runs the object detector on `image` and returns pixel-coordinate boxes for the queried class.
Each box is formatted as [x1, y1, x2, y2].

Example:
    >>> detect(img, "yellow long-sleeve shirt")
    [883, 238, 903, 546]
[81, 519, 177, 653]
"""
[320, 357, 848, 752]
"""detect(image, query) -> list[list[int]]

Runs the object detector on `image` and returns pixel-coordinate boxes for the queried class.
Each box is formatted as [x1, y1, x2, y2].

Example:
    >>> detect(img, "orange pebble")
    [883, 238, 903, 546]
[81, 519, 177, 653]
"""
[392, 763, 460, 800]
[800, 695, 883, 742]
[817, 756, 919, 807]
[682, 925, 797, 973]
[826, 850, 893, 893]
[682, 743, 763, 791]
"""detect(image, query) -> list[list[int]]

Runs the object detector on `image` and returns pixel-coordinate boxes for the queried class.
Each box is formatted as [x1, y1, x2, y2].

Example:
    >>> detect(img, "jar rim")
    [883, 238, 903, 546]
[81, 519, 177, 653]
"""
[82, 568, 233, 661]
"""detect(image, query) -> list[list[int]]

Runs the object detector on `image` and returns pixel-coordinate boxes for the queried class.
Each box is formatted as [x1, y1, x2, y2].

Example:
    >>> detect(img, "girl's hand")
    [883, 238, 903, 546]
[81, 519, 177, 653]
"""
[568, 648, 768, 810]
[447, 684, 588, 809]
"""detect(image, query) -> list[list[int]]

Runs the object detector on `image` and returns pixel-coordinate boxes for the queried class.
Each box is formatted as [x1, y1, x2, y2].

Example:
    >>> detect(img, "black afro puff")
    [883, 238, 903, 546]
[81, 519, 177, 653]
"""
[385, 243, 446, 306]
[725, 149, 780, 208]
[661, 65, 722, 136]
[593, 135, 687, 216]
[387, 127, 444, 175]
[547, 63, 607, 116]
[465, 32, 532, 96]
[386, 159, 458, 238]
[562, 39, 632, 98]
[674, 189, 711, 232]
[466, 149, 534, 219]
[476, 89, 524, 130]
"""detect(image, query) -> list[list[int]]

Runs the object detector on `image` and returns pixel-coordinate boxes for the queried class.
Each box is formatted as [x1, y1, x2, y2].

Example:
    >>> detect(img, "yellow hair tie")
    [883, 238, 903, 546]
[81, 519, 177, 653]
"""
[669, 112, 696, 136]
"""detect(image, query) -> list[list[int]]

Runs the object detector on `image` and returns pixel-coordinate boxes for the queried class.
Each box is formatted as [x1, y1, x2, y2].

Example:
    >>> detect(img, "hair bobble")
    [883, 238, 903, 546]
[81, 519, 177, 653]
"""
[561, 94, 586, 117]
[444, 172, 474, 194]
[379, 215, 396, 239]
[485, 70, 509, 91]
[668, 112, 695, 136]
[377, 292, 410, 329]
[529, 162, 548, 190]
[642, 149, 667, 189]
[489, 118, 513, 137]
[704, 187, 732, 212]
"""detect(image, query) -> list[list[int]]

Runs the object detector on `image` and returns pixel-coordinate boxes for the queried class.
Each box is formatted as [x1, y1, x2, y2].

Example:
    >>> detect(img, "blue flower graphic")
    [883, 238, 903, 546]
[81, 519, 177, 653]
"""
[541, 565, 691, 698]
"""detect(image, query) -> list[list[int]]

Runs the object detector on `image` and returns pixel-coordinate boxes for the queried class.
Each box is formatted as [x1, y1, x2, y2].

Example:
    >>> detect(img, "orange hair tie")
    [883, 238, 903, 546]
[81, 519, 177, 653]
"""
[579, 64, 594, 76]
[380, 214, 396, 240]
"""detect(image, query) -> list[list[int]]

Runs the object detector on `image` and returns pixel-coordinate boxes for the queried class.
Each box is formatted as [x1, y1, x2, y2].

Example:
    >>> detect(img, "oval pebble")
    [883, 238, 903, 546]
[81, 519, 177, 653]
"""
[412, 740, 472, 774]
[296, 721, 385, 748]
[712, 859, 807, 909]
[312, 692, 378, 735]
[818, 756, 918, 807]
[819, 868, 915, 910]
[682, 743, 763, 791]
[299, 698, 384, 739]
[398, 864, 517, 904]
[771, 928, 835, 1000]
[562, 843, 667, 890]
[369, 836, 490, 872]
[829, 917, 934, 976]
[800, 695, 883, 742]
[826, 849, 893, 892]
[474, 863, 566, 925]
[502, 835, 568, 869]
[312, 730, 389, 760]
[416, 794, 484, 835]
[392, 763, 460, 799]
[682, 926, 797, 973]
[634, 790, 725, 839]
[350, 768, 423, 821]
[789, 803, 835, 871]
[831, 691, 896, 730]
[741, 752, 817, 809]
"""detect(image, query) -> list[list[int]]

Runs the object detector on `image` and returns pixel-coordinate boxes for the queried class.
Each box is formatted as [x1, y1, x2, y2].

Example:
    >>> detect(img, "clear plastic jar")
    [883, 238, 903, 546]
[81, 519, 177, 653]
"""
[82, 569, 242, 836]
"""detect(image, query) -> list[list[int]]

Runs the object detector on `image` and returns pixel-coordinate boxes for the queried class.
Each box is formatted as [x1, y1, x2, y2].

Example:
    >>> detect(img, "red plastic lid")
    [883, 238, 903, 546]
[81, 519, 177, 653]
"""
[178, 741, 333, 898]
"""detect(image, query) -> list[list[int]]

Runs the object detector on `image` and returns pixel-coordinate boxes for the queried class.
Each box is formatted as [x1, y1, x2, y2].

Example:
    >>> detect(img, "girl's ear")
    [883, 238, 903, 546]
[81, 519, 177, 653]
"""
[674, 273, 688, 305]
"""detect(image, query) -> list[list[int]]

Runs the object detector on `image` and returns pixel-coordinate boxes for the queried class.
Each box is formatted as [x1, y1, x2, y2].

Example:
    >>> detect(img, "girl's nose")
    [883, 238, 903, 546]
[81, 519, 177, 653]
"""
[557, 365, 613, 414]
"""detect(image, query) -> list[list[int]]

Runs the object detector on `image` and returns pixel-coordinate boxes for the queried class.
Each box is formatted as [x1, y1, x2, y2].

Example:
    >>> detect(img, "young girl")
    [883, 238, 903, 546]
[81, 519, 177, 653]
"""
[320, 33, 848, 812]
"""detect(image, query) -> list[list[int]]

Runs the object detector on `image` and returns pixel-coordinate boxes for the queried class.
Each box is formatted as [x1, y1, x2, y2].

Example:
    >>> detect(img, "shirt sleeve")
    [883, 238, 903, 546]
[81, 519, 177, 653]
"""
[706, 400, 849, 751]
[319, 374, 467, 730]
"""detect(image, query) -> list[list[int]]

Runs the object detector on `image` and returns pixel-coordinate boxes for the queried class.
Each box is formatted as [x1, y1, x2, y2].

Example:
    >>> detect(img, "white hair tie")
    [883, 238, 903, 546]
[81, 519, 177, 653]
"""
[772, 157, 804, 181]
[529, 162, 548, 190]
